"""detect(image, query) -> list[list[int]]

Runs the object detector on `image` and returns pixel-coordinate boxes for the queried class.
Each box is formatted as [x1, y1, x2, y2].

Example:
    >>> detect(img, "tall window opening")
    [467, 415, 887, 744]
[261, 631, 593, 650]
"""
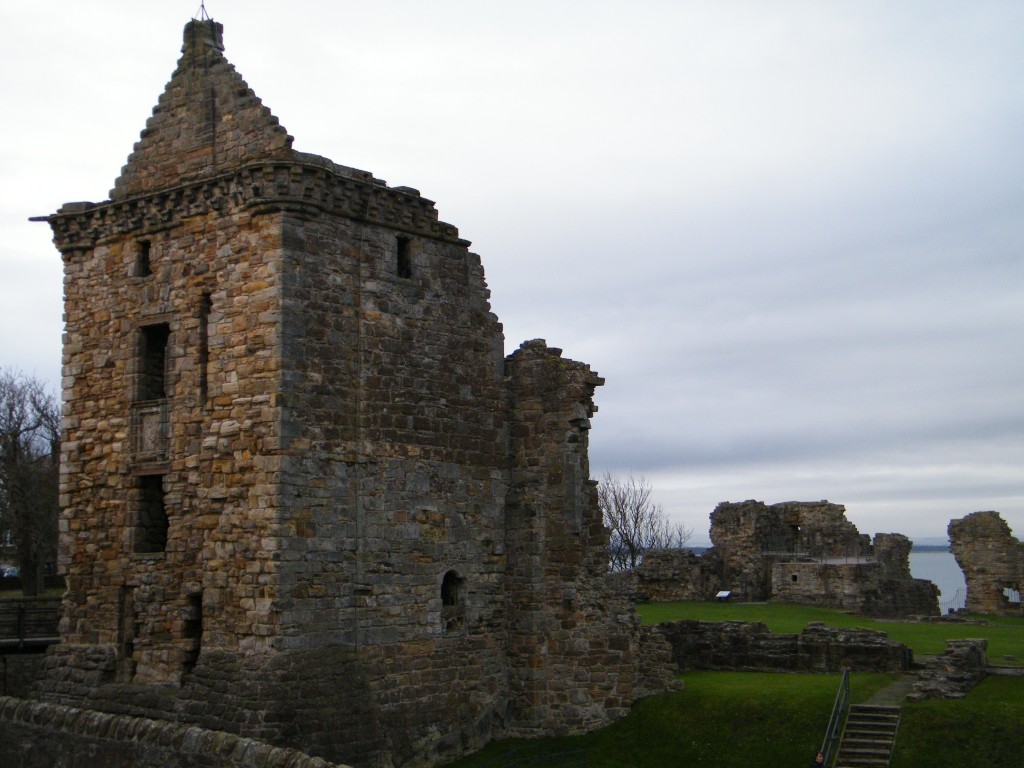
[183, 592, 203, 675]
[135, 474, 168, 553]
[140, 323, 171, 401]
[198, 294, 211, 405]
[441, 570, 463, 607]
[396, 236, 413, 278]
[441, 569, 465, 633]
[137, 239, 153, 277]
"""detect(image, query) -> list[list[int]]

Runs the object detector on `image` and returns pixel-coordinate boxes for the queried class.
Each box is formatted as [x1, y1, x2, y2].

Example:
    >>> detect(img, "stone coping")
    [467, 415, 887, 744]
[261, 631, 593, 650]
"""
[0, 696, 348, 768]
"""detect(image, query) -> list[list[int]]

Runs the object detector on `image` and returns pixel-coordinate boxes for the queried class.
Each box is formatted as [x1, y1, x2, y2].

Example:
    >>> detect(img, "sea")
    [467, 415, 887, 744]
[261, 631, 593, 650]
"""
[909, 550, 966, 613]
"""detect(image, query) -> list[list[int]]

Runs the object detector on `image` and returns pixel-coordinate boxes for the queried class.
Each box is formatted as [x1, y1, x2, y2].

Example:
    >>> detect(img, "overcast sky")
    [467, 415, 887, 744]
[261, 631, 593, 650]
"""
[2, 1, 1021, 544]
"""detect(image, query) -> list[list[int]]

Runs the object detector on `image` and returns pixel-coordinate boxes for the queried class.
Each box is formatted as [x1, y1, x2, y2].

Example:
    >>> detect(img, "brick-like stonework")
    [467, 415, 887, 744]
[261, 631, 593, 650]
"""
[34, 18, 674, 768]
[948, 511, 1024, 615]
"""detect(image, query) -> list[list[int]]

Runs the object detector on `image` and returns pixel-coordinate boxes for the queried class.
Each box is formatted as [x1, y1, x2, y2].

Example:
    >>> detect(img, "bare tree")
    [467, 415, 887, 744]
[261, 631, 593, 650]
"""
[598, 473, 691, 571]
[0, 370, 60, 595]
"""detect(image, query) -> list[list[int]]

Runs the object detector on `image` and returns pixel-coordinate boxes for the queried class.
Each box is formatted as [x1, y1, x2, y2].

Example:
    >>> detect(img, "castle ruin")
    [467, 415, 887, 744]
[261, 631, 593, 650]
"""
[949, 511, 1024, 615]
[627, 500, 939, 617]
[28, 19, 674, 767]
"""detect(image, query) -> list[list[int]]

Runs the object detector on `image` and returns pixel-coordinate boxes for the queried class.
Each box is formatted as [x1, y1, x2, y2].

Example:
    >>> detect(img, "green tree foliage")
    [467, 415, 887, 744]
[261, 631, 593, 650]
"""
[0, 370, 60, 595]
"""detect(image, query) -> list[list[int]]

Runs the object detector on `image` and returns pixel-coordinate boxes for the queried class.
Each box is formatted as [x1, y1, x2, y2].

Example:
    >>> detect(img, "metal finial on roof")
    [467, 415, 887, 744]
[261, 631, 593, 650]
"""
[195, 2, 212, 21]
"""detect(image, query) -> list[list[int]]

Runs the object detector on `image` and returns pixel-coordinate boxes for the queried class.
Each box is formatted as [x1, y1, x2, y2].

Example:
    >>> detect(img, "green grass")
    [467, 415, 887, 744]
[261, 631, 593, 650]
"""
[447, 672, 896, 768]
[892, 676, 1024, 768]
[637, 601, 1024, 662]
[443, 602, 1024, 767]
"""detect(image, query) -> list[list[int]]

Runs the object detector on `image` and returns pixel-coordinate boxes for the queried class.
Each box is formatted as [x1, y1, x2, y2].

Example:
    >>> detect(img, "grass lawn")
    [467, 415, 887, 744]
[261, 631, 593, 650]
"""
[444, 601, 1024, 767]
[446, 672, 896, 768]
[892, 675, 1024, 768]
[636, 601, 1024, 662]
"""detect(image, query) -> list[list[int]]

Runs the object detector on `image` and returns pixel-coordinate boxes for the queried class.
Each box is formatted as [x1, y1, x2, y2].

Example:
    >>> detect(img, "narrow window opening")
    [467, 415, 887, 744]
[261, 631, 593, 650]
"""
[117, 586, 137, 682]
[183, 592, 203, 675]
[791, 573, 799, 582]
[137, 240, 153, 277]
[396, 236, 413, 278]
[441, 569, 466, 632]
[135, 474, 168, 553]
[140, 324, 171, 401]
[198, 294, 211, 405]
[442, 570, 464, 607]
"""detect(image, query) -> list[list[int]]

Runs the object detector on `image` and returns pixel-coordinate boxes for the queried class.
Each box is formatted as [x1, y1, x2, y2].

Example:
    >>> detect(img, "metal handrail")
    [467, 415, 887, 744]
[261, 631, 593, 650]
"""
[820, 669, 850, 767]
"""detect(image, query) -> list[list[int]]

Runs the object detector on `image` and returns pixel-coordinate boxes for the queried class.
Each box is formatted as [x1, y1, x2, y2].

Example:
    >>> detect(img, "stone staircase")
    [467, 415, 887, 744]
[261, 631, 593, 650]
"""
[833, 704, 901, 768]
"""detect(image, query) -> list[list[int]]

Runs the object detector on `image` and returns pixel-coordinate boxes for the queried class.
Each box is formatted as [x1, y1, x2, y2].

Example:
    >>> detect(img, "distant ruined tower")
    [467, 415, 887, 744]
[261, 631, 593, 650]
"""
[949, 511, 1024, 616]
[35, 18, 673, 767]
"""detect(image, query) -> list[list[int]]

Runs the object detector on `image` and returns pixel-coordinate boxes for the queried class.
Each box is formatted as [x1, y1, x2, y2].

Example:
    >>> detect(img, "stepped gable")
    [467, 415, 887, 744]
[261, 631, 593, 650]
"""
[110, 19, 294, 200]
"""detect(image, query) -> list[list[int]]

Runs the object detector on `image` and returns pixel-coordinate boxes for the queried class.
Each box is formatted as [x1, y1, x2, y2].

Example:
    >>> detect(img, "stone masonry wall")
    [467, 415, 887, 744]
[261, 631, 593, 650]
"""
[627, 504, 936, 616]
[0, 696, 343, 768]
[656, 620, 912, 674]
[908, 639, 988, 701]
[709, 500, 870, 601]
[504, 341, 650, 736]
[624, 548, 724, 602]
[771, 554, 938, 618]
[111, 20, 293, 200]
[948, 511, 1024, 615]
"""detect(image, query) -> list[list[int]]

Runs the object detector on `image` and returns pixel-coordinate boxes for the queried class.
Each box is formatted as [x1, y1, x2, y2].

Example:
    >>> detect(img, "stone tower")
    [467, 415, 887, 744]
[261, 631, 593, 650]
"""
[37, 19, 672, 767]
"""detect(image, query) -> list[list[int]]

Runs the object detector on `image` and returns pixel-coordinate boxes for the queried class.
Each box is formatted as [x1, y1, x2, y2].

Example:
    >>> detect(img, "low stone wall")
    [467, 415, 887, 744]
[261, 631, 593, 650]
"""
[908, 639, 988, 701]
[623, 549, 724, 602]
[656, 620, 912, 674]
[0, 696, 347, 768]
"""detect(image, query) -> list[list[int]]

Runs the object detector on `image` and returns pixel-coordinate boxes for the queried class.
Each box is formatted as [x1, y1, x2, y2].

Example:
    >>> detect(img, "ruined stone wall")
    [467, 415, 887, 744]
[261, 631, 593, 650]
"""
[908, 639, 988, 701]
[770, 560, 938, 617]
[656, 620, 911, 674]
[624, 503, 936, 616]
[709, 500, 870, 600]
[504, 341, 652, 736]
[627, 548, 724, 602]
[262, 202, 510, 764]
[873, 533, 914, 581]
[949, 511, 1024, 615]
